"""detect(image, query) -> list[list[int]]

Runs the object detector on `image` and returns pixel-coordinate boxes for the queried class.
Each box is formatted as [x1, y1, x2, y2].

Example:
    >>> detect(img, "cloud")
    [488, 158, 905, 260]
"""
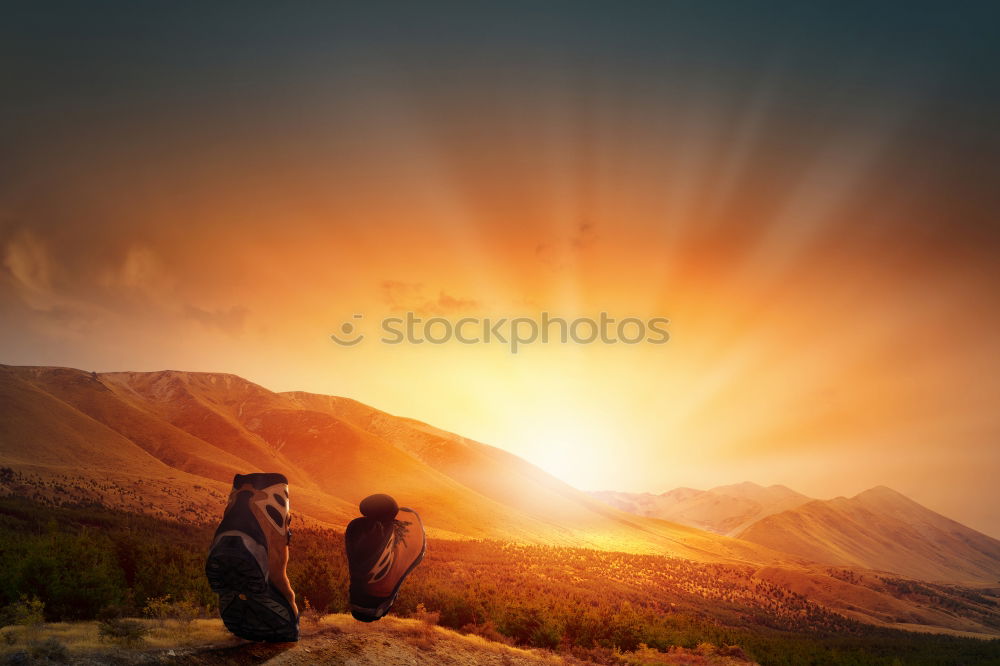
[183, 304, 249, 337]
[380, 280, 424, 311]
[3, 233, 240, 338]
[436, 291, 479, 311]
[379, 280, 480, 315]
[1, 229, 105, 336]
[3, 230, 56, 311]
[99, 245, 175, 297]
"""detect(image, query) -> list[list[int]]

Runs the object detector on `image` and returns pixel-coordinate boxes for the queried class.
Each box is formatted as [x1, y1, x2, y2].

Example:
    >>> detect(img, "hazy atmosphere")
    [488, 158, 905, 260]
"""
[2, 2, 999, 537]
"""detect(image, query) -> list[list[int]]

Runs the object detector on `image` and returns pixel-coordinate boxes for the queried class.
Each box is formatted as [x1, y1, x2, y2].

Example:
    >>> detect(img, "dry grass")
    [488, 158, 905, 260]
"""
[320, 614, 569, 663]
[0, 617, 239, 660]
[0, 612, 564, 661]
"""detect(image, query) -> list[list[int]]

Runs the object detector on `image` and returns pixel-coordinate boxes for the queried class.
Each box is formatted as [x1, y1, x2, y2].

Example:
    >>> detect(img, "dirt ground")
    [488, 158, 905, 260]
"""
[2, 614, 752, 665]
[164, 616, 573, 666]
[2, 615, 578, 666]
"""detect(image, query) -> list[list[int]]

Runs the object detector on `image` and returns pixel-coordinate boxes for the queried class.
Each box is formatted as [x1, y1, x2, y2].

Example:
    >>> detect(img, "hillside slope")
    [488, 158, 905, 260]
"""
[737, 486, 1000, 584]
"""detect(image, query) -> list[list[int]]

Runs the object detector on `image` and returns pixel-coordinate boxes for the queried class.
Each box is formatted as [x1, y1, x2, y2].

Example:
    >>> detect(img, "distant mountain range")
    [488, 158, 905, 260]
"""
[589, 482, 812, 536]
[588, 483, 1000, 585]
[1, 362, 998, 615]
[739, 485, 1000, 584]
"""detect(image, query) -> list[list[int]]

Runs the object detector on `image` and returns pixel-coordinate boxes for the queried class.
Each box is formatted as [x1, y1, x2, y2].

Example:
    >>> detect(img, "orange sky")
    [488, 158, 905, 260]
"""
[2, 4, 998, 537]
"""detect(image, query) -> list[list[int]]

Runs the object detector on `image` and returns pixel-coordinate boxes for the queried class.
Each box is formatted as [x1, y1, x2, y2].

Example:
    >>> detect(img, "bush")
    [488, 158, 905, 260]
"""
[410, 602, 440, 626]
[97, 618, 150, 648]
[1, 597, 44, 629]
[13, 531, 123, 620]
[718, 644, 749, 659]
[299, 597, 323, 628]
[28, 637, 68, 662]
[143, 595, 199, 627]
[502, 606, 561, 649]
[460, 620, 511, 645]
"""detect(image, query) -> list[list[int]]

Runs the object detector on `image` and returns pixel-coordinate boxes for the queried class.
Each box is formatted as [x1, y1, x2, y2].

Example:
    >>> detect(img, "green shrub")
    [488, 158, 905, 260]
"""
[502, 606, 562, 649]
[1, 596, 44, 629]
[14, 531, 123, 620]
[143, 594, 199, 627]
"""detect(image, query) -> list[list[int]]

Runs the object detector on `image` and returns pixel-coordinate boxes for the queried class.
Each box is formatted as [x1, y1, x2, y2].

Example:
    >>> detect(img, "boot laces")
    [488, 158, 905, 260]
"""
[392, 519, 411, 546]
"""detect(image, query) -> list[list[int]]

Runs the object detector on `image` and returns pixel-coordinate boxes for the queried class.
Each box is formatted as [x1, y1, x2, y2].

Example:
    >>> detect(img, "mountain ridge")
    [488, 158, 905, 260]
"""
[737, 485, 1000, 584]
[587, 481, 812, 537]
[587, 481, 1000, 585]
[0, 364, 795, 566]
[4, 363, 999, 587]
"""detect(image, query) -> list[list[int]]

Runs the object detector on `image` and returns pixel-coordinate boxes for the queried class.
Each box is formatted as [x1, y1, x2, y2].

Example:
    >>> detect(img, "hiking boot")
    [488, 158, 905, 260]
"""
[345, 493, 426, 622]
[205, 472, 299, 642]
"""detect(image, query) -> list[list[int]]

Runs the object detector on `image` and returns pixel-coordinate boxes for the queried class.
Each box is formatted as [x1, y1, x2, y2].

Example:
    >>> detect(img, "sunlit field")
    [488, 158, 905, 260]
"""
[2, 496, 998, 665]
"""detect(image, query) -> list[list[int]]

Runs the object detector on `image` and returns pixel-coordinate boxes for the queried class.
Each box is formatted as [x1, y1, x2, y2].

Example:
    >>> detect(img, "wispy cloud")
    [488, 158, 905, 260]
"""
[98, 244, 176, 299]
[2, 232, 250, 339]
[184, 304, 249, 337]
[379, 280, 480, 315]
[1, 229, 106, 336]
[3, 230, 57, 312]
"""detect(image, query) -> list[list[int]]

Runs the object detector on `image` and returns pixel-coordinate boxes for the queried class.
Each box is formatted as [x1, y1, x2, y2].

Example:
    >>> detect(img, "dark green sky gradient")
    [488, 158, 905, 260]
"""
[1, 1, 998, 293]
[3, 1, 997, 229]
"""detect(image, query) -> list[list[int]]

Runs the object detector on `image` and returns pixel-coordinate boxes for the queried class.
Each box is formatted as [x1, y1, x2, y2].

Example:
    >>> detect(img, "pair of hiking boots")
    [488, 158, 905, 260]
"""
[204, 473, 425, 642]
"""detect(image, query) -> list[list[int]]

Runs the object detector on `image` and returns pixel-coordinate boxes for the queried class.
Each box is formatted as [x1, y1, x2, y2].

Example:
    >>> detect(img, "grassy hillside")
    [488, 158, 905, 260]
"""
[1, 495, 998, 665]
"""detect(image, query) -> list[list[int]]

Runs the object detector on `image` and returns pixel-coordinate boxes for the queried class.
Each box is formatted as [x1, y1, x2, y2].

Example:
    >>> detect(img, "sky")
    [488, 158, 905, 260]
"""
[2, 2, 999, 536]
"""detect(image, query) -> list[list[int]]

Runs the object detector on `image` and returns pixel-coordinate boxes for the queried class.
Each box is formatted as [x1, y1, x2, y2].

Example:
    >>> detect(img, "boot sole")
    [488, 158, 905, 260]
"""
[206, 535, 298, 642]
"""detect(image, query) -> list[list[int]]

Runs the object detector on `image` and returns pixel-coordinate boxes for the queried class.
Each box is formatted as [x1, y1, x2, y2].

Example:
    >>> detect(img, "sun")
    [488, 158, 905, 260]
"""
[511, 411, 619, 490]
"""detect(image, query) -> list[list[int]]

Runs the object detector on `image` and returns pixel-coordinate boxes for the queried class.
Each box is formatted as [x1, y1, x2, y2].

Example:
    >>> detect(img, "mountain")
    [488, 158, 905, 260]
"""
[0, 364, 790, 566]
[588, 483, 1000, 585]
[737, 486, 1000, 585]
[588, 482, 812, 536]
